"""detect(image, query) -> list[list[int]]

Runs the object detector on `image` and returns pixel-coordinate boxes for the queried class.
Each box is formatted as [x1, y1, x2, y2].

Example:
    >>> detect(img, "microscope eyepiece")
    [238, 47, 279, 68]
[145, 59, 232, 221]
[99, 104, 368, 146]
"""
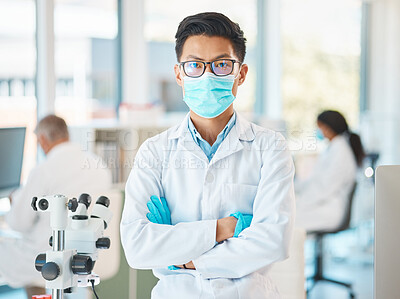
[96, 196, 110, 207]
[78, 193, 92, 208]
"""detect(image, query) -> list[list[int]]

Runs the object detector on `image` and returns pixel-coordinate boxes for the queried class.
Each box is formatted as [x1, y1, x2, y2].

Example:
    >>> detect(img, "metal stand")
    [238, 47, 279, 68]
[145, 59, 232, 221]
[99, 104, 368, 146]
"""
[307, 234, 355, 299]
[53, 289, 63, 299]
[52, 230, 65, 299]
[32, 194, 112, 299]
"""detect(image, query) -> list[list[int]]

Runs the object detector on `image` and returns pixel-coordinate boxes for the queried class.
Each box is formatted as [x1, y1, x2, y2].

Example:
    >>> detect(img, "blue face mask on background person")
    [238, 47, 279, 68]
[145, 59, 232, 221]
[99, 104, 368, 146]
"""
[316, 128, 325, 141]
[183, 72, 236, 118]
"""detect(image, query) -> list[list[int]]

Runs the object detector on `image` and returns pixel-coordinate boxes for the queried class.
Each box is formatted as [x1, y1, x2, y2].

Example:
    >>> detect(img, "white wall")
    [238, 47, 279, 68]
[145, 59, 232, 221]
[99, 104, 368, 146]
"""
[121, 0, 148, 104]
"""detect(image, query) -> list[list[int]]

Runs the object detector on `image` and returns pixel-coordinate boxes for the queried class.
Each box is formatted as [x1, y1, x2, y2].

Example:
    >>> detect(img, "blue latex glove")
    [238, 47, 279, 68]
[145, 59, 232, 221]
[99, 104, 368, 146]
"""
[146, 196, 178, 271]
[146, 195, 171, 225]
[230, 212, 253, 237]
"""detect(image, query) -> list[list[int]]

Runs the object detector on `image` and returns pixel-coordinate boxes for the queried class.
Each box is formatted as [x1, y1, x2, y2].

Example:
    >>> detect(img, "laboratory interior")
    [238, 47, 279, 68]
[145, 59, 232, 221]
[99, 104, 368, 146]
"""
[0, 0, 399, 298]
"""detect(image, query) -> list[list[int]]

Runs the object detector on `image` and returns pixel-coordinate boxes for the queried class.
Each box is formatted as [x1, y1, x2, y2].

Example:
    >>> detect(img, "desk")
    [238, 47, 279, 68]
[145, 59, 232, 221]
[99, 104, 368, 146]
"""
[0, 188, 14, 200]
[0, 197, 10, 218]
[0, 229, 22, 240]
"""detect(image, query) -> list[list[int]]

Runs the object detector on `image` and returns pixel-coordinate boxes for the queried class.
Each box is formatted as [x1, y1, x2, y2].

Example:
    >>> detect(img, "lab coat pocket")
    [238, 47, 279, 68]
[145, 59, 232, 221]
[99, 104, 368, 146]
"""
[221, 183, 258, 215]
[234, 272, 281, 299]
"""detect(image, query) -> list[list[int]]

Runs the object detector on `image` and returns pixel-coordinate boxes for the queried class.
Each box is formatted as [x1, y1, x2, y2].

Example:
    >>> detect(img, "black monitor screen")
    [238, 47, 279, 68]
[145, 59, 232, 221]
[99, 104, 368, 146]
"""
[0, 127, 26, 190]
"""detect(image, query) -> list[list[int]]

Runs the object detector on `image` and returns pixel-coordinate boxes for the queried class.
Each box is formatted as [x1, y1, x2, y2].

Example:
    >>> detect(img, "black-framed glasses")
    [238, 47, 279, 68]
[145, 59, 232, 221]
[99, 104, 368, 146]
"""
[180, 59, 241, 78]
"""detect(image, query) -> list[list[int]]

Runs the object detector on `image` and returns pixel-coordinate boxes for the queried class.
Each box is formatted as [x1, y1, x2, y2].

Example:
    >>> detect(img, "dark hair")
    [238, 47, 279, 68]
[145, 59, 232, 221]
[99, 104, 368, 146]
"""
[175, 12, 247, 62]
[317, 110, 365, 166]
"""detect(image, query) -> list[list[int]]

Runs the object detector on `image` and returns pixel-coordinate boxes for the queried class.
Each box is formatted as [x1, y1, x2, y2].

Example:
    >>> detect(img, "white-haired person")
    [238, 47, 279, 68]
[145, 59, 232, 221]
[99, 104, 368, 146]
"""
[0, 114, 112, 298]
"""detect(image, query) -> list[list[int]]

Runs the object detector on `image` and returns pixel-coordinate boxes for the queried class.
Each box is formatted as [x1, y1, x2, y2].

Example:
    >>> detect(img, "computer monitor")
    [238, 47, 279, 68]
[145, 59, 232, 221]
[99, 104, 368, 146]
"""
[0, 127, 26, 192]
[375, 165, 400, 298]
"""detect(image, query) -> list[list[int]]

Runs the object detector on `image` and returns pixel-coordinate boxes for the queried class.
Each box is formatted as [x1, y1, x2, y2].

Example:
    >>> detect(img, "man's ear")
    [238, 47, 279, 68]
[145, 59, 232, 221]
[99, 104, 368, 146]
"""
[37, 134, 45, 147]
[174, 64, 184, 87]
[237, 64, 249, 86]
[37, 134, 49, 154]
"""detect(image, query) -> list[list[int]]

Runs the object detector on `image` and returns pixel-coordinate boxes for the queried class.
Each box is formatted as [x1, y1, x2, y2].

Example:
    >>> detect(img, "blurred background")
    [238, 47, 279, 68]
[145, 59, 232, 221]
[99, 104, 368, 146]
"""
[1, 0, 400, 298]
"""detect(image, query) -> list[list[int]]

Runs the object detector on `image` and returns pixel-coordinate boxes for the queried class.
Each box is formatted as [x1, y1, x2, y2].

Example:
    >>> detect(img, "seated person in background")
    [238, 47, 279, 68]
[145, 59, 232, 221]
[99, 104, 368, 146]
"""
[0, 114, 112, 298]
[295, 110, 365, 232]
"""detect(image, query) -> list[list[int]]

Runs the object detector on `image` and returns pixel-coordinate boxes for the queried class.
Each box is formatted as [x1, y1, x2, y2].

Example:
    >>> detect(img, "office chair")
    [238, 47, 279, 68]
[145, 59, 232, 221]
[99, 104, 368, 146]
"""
[307, 182, 357, 299]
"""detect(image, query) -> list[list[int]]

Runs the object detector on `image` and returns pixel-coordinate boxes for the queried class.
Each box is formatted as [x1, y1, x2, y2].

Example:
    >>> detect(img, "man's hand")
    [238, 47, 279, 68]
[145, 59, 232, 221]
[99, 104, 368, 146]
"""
[146, 195, 171, 225]
[216, 212, 253, 242]
[175, 261, 196, 270]
[230, 212, 253, 237]
[146, 197, 252, 269]
[216, 216, 237, 243]
[8, 189, 16, 205]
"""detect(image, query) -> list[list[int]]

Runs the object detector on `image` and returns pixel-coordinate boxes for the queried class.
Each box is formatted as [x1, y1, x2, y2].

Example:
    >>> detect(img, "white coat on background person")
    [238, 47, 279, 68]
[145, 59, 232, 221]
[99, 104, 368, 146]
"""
[120, 112, 296, 299]
[295, 135, 356, 232]
[0, 115, 112, 290]
[295, 110, 364, 232]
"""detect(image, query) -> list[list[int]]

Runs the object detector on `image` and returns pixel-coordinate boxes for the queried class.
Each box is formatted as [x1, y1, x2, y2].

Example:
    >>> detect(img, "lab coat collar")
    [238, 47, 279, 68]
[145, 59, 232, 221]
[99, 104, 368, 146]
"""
[167, 113, 209, 162]
[209, 113, 256, 164]
[167, 111, 255, 164]
[235, 113, 255, 142]
[167, 111, 255, 142]
[46, 141, 78, 160]
[168, 113, 191, 140]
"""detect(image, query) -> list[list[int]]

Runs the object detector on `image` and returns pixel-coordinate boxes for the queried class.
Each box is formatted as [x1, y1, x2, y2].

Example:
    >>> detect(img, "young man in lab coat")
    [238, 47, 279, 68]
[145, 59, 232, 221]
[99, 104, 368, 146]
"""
[121, 12, 295, 298]
[0, 115, 112, 298]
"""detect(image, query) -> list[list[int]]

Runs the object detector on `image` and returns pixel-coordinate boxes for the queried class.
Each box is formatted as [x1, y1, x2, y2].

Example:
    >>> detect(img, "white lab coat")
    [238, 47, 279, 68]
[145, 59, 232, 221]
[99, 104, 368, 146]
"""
[295, 135, 357, 232]
[0, 142, 112, 287]
[120, 113, 295, 299]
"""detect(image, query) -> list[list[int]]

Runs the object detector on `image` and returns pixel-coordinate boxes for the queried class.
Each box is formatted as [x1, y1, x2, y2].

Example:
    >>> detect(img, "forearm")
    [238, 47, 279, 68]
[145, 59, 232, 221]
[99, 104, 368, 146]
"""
[193, 219, 293, 279]
[216, 216, 237, 242]
[173, 216, 237, 270]
[193, 148, 296, 279]
[121, 218, 217, 269]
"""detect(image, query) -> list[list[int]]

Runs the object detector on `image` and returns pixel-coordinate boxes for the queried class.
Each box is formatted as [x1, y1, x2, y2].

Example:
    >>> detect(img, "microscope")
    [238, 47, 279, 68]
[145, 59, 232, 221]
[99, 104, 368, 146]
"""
[31, 193, 112, 299]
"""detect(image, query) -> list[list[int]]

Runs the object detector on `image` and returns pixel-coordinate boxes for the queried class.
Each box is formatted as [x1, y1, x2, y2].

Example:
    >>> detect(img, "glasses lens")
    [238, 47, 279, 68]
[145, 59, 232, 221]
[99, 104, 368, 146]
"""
[212, 60, 234, 76]
[184, 61, 204, 77]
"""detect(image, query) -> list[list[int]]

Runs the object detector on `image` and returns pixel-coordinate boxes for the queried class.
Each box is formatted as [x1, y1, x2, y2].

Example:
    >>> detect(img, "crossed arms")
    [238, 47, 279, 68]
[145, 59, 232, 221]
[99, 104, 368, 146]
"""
[120, 139, 295, 279]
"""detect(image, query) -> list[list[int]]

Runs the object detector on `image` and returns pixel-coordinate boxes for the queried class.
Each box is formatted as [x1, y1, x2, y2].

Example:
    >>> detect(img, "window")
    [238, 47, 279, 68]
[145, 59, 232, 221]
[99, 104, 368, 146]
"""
[0, 0, 37, 180]
[54, 0, 119, 124]
[281, 0, 362, 133]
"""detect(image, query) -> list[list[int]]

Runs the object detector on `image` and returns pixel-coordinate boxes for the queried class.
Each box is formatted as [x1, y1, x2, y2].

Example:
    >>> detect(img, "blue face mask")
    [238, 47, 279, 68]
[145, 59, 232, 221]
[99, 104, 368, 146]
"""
[183, 72, 236, 118]
[316, 128, 325, 141]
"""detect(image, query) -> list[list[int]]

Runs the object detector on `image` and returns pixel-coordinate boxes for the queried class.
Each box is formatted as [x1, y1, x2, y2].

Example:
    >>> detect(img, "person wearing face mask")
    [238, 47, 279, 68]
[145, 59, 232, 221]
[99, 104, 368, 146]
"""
[295, 110, 365, 232]
[120, 12, 295, 298]
[0, 114, 112, 298]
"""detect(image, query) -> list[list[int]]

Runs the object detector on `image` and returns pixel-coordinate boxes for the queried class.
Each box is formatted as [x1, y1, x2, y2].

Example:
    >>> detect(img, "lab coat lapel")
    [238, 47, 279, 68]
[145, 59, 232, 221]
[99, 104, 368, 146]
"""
[169, 113, 209, 163]
[209, 113, 255, 166]
[179, 131, 209, 163]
